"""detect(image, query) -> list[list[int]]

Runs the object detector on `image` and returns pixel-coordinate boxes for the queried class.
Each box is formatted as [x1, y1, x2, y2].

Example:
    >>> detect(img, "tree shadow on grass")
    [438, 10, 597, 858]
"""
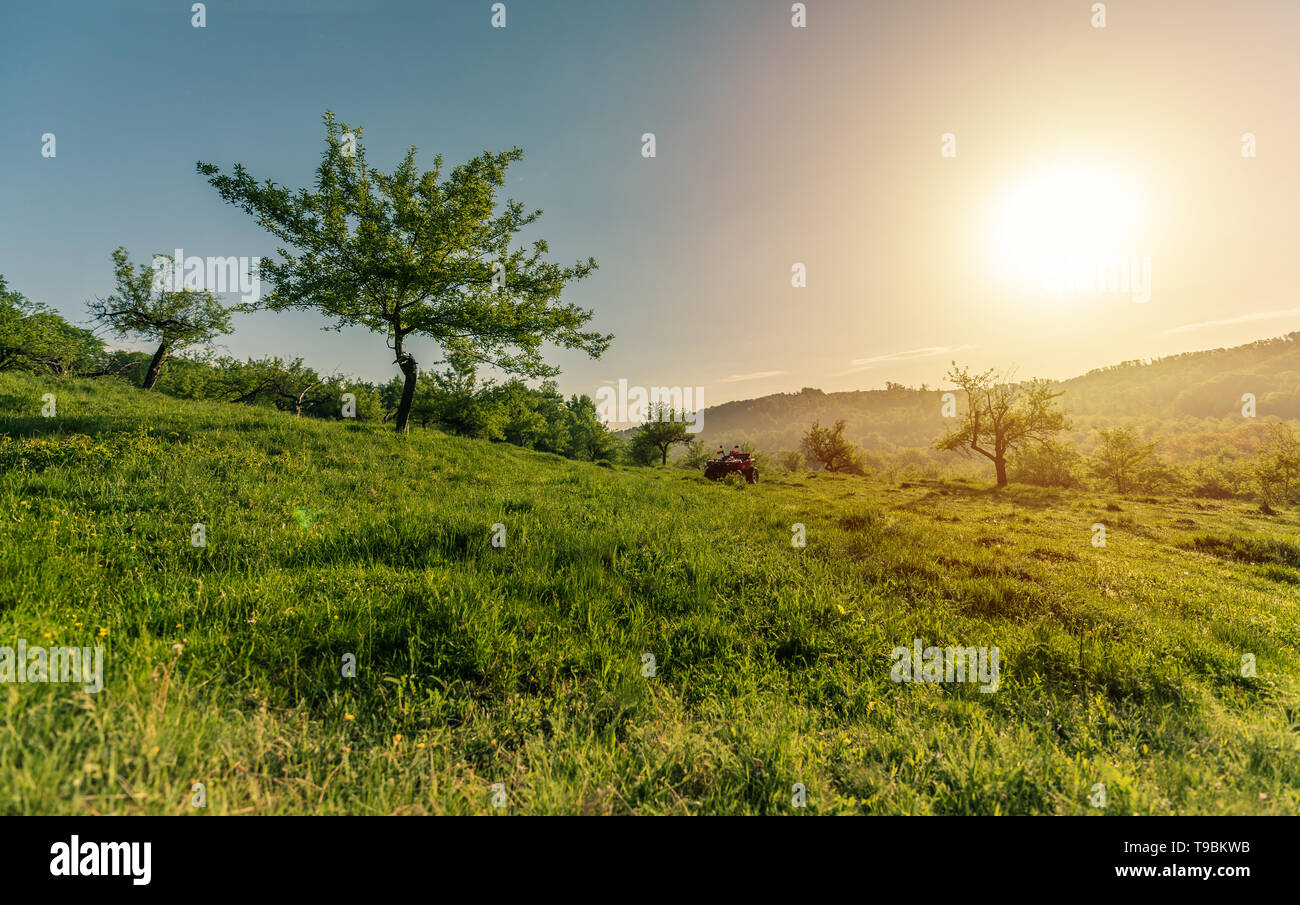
[1, 413, 203, 441]
[0, 410, 340, 443]
[271, 520, 494, 573]
[898, 479, 1067, 511]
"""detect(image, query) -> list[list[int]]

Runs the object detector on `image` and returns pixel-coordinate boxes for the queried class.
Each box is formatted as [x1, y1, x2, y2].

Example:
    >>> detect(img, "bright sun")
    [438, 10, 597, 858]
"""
[987, 165, 1141, 292]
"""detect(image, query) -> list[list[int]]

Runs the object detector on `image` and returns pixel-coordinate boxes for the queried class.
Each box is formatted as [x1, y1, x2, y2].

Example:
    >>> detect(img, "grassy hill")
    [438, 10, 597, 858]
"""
[2, 371, 1298, 814]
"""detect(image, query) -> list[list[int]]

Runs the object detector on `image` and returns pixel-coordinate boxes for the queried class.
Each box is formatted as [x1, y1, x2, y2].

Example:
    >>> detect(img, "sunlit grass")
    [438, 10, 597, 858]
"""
[1, 372, 1298, 814]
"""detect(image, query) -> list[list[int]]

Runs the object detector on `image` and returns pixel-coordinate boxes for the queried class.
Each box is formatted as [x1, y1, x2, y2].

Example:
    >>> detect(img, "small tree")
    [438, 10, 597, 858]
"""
[630, 403, 691, 465]
[936, 364, 1068, 487]
[1089, 426, 1157, 493]
[230, 357, 327, 417]
[777, 450, 804, 473]
[565, 394, 619, 461]
[677, 438, 711, 470]
[802, 419, 857, 472]
[0, 277, 105, 375]
[492, 378, 550, 448]
[197, 112, 610, 432]
[1255, 422, 1300, 505]
[417, 360, 503, 438]
[87, 248, 230, 390]
[1008, 438, 1084, 488]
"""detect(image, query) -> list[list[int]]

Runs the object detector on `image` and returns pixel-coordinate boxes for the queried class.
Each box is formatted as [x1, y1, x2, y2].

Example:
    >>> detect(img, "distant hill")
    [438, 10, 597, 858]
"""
[688, 333, 1300, 460]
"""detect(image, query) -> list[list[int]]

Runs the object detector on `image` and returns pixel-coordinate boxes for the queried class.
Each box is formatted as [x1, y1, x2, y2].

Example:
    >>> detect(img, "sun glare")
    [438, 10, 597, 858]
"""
[987, 166, 1142, 293]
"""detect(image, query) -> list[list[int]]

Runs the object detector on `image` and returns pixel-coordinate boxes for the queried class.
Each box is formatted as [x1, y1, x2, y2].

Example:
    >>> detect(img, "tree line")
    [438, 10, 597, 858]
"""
[1, 112, 623, 463]
[785, 363, 1300, 506]
[1, 269, 622, 461]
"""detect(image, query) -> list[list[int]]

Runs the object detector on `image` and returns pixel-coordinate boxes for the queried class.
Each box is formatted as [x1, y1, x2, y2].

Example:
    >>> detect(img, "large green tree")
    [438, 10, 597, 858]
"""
[197, 112, 610, 432]
[936, 364, 1068, 487]
[87, 248, 231, 389]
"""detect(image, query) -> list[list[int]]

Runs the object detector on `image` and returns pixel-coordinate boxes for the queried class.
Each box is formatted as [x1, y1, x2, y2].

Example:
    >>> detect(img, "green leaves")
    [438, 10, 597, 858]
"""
[1089, 426, 1160, 494]
[937, 364, 1070, 484]
[0, 276, 105, 375]
[197, 112, 611, 430]
[88, 248, 231, 350]
[802, 419, 858, 472]
[630, 403, 692, 466]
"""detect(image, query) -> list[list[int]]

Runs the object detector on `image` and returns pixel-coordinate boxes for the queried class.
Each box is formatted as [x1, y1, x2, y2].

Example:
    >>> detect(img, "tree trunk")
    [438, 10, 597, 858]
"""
[994, 456, 1008, 487]
[143, 342, 170, 390]
[392, 337, 418, 433]
[661, 446, 668, 465]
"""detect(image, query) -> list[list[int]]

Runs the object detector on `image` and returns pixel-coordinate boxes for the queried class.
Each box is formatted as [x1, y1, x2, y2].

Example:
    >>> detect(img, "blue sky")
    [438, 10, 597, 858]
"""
[4, 0, 1300, 405]
[3, 0, 733, 392]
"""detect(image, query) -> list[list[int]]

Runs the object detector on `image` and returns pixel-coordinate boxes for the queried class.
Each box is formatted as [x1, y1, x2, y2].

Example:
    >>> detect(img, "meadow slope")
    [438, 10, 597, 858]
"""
[1, 372, 1298, 815]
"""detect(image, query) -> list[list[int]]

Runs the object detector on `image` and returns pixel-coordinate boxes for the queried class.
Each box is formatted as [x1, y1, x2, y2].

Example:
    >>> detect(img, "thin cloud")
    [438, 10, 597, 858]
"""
[849, 345, 974, 369]
[1165, 308, 1300, 334]
[721, 370, 788, 383]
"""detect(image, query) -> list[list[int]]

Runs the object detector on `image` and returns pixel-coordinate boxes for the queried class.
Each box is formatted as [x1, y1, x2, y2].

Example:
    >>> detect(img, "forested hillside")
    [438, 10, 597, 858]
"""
[691, 333, 1300, 458]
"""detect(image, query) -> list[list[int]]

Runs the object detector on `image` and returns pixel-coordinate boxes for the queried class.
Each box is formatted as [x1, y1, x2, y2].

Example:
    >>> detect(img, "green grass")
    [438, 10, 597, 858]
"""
[2, 372, 1299, 814]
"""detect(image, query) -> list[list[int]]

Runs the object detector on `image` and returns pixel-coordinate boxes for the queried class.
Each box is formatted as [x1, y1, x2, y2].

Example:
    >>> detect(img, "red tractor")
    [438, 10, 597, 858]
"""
[705, 445, 758, 484]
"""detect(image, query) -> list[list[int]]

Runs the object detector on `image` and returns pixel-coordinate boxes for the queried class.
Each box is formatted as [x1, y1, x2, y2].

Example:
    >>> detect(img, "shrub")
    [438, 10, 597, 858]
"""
[777, 450, 803, 473]
[1009, 439, 1083, 488]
